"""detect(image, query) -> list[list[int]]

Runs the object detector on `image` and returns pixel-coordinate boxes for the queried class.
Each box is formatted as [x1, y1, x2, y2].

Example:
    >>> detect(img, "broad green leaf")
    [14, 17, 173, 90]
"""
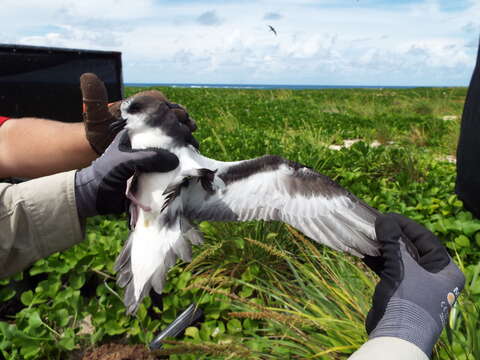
[455, 235, 470, 248]
[55, 309, 70, 327]
[104, 319, 126, 336]
[20, 343, 39, 359]
[27, 312, 42, 329]
[233, 237, 245, 249]
[20, 290, 33, 306]
[69, 273, 86, 290]
[475, 232, 480, 247]
[470, 279, 480, 295]
[0, 287, 16, 302]
[461, 222, 480, 236]
[185, 326, 200, 339]
[177, 272, 192, 290]
[58, 329, 76, 351]
[136, 304, 147, 321]
[227, 319, 242, 334]
[243, 318, 256, 331]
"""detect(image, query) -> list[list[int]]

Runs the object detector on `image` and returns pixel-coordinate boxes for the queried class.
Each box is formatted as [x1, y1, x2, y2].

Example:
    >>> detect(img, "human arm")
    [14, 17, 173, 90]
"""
[349, 213, 465, 360]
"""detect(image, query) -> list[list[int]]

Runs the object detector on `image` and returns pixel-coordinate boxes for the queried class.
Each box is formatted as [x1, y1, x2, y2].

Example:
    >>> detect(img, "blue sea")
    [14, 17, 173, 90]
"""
[125, 83, 421, 90]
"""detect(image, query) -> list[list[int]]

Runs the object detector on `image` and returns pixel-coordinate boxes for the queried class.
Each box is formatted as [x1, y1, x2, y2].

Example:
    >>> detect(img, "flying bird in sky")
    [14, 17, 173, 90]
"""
[113, 95, 380, 314]
[268, 24, 277, 36]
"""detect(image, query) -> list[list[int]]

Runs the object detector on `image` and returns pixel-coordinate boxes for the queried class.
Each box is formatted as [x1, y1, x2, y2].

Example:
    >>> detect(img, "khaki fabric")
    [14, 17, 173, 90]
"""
[349, 337, 428, 360]
[0, 171, 84, 278]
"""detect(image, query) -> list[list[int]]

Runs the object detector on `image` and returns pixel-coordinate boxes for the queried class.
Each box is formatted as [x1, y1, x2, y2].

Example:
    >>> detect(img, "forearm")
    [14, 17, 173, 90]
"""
[0, 118, 96, 178]
[349, 337, 429, 360]
[0, 171, 84, 278]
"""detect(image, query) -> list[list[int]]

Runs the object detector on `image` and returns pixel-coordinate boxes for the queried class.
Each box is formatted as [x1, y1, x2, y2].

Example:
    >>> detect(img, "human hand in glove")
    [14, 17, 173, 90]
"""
[74, 129, 179, 218]
[367, 213, 465, 358]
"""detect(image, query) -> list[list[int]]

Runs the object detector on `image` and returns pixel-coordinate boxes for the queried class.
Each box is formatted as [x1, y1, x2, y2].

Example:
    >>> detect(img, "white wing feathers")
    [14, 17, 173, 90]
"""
[183, 155, 380, 257]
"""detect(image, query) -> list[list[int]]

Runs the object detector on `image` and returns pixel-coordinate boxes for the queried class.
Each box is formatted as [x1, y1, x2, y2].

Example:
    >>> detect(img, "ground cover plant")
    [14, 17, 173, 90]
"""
[0, 86, 479, 359]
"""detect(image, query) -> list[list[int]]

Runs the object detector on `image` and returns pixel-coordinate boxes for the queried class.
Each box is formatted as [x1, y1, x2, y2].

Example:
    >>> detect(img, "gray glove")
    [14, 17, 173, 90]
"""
[75, 129, 179, 218]
[366, 213, 465, 358]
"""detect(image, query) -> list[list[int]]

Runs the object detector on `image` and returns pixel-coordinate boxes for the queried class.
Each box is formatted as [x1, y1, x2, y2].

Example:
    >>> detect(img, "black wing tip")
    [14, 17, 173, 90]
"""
[161, 181, 187, 212]
[197, 168, 216, 192]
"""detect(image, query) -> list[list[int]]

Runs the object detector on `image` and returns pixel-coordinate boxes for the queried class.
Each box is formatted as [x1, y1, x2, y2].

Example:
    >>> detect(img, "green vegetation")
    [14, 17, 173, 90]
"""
[1, 86, 479, 359]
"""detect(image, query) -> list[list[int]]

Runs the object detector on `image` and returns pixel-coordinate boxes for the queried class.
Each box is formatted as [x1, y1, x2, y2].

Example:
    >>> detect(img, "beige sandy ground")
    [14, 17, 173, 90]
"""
[327, 138, 389, 151]
[326, 138, 457, 164]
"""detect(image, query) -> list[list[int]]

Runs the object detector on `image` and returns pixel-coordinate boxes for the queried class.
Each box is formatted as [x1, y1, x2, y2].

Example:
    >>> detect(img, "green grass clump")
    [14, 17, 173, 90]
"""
[1, 86, 479, 359]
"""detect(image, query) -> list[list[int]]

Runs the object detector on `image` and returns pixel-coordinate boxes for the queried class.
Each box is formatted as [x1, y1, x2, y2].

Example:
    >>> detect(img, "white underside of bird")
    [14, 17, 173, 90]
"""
[114, 95, 381, 314]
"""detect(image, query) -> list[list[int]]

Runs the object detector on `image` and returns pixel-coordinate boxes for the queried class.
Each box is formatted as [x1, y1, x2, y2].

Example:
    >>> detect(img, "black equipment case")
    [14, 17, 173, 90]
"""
[0, 44, 123, 123]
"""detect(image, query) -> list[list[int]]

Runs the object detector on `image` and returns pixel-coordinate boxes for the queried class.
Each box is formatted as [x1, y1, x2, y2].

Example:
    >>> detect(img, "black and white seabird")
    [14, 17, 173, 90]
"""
[114, 95, 381, 314]
[268, 25, 277, 36]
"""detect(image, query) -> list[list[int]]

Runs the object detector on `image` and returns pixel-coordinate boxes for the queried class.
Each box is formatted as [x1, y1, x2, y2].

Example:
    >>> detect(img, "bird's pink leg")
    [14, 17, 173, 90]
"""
[126, 175, 152, 229]
[126, 175, 152, 212]
[126, 191, 152, 212]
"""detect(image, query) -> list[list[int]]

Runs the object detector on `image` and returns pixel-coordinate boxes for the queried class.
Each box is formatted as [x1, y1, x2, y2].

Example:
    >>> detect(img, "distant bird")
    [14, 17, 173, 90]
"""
[114, 95, 380, 314]
[268, 25, 277, 36]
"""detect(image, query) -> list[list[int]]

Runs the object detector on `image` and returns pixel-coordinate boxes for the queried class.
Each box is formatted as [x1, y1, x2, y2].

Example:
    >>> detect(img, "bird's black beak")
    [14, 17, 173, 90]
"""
[110, 118, 127, 133]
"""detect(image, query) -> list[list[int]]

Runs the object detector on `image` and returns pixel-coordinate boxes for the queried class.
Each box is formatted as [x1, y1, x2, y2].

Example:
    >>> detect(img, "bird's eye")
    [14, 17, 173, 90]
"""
[128, 102, 142, 114]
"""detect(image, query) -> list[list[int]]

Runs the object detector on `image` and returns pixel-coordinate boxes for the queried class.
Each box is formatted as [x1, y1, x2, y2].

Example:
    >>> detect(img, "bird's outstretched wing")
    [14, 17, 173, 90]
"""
[182, 155, 381, 257]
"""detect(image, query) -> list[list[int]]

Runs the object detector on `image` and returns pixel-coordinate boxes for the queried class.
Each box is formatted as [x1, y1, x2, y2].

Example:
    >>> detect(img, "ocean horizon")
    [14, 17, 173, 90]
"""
[125, 83, 454, 90]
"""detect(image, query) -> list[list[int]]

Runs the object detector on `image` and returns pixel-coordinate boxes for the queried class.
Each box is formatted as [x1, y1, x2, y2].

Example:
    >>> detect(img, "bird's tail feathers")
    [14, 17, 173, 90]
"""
[115, 214, 206, 315]
[114, 232, 140, 314]
[150, 248, 177, 294]
[115, 235, 133, 273]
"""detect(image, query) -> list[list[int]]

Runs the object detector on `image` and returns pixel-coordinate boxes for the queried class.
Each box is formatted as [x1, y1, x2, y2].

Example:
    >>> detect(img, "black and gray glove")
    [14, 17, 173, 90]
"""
[75, 129, 179, 218]
[366, 213, 465, 358]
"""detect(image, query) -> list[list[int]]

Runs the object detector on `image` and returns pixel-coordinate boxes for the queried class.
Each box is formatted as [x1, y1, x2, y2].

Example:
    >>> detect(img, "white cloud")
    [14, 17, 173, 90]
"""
[18, 25, 122, 49]
[1, 0, 478, 85]
[2, 0, 156, 21]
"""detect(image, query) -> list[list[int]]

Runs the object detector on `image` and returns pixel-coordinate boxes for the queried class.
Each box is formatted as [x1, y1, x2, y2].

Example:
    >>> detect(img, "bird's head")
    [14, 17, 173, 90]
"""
[120, 95, 199, 149]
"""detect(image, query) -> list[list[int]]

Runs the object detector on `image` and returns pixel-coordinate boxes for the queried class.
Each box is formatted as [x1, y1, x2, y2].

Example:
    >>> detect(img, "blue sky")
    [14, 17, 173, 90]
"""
[1, 0, 479, 86]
